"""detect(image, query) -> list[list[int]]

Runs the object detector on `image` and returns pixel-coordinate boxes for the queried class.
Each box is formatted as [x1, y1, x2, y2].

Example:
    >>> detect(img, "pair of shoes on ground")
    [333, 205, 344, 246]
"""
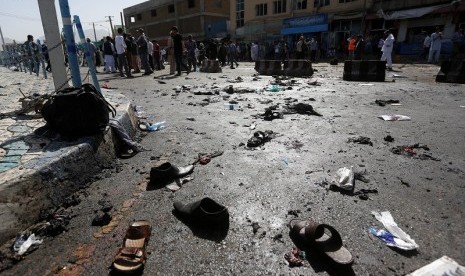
[112, 220, 152, 274]
[289, 218, 353, 265]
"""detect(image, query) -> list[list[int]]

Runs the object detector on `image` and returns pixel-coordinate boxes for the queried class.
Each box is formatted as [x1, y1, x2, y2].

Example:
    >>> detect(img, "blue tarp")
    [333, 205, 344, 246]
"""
[281, 24, 328, 35]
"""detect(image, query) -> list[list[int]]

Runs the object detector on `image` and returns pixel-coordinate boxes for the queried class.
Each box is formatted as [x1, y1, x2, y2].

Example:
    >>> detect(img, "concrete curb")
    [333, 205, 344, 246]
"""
[0, 89, 136, 245]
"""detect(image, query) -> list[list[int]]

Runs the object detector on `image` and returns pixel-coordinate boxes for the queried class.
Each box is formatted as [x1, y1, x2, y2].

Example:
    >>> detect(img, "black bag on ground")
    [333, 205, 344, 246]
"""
[41, 83, 116, 137]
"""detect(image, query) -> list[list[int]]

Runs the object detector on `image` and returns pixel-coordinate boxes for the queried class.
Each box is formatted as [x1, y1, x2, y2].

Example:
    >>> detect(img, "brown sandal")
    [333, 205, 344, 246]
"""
[113, 220, 152, 273]
[289, 219, 353, 265]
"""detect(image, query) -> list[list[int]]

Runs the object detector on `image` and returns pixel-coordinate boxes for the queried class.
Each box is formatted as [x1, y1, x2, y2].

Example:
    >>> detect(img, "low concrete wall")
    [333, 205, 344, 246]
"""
[0, 94, 136, 245]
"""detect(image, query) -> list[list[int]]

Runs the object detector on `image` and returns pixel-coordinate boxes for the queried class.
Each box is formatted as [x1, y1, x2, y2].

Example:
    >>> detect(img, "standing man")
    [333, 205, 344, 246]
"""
[85, 38, 97, 68]
[309, 37, 318, 62]
[421, 31, 431, 60]
[136, 28, 153, 75]
[251, 42, 259, 61]
[103, 36, 116, 73]
[185, 35, 197, 72]
[152, 40, 161, 70]
[24, 35, 39, 72]
[170, 26, 190, 76]
[354, 35, 365, 60]
[296, 36, 305, 59]
[428, 27, 442, 64]
[115, 28, 132, 78]
[380, 30, 395, 71]
[147, 39, 154, 71]
[347, 35, 356, 60]
[228, 40, 239, 69]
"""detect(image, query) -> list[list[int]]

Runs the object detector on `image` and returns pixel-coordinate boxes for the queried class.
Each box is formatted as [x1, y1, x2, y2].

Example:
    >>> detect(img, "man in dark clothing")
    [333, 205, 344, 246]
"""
[136, 28, 153, 75]
[218, 42, 227, 66]
[354, 35, 365, 60]
[170, 26, 190, 76]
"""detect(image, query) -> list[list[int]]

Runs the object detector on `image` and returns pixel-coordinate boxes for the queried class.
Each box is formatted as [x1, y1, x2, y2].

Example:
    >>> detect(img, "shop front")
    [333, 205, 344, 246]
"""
[281, 14, 329, 56]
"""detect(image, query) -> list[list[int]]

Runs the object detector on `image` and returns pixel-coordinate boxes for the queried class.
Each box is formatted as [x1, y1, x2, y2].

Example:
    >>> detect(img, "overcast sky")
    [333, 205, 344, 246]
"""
[0, 0, 145, 43]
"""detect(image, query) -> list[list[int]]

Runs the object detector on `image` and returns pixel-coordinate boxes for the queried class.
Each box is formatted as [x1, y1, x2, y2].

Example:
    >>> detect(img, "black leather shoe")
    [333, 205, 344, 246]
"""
[173, 197, 229, 228]
[150, 162, 194, 184]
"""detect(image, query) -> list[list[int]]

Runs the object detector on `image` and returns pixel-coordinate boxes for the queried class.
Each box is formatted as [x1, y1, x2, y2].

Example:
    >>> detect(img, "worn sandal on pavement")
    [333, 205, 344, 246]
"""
[113, 220, 152, 273]
[289, 218, 353, 265]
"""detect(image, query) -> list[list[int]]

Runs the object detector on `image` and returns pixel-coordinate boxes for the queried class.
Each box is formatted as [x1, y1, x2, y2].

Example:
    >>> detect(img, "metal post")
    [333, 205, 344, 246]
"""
[93, 22, 97, 42]
[58, 0, 81, 87]
[74, 15, 101, 95]
[106, 16, 115, 38]
[120, 12, 125, 31]
[0, 26, 5, 52]
[38, 0, 69, 90]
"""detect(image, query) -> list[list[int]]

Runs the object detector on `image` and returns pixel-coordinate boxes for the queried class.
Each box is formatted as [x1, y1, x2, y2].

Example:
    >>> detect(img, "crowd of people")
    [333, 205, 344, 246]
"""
[12, 24, 464, 77]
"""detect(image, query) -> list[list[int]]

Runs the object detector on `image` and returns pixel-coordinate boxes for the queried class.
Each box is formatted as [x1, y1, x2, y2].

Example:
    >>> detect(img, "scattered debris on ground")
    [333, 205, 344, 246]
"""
[390, 144, 440, 161]
[348, 136, 373, 146]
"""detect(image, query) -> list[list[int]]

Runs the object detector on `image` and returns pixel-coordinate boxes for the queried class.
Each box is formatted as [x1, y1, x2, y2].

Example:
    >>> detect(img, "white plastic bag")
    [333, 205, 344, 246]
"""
[378, 115, 411, 121]
[333, 166, 354, 190]
[17, 234, 43, 255]
[371, 211, 419, 250]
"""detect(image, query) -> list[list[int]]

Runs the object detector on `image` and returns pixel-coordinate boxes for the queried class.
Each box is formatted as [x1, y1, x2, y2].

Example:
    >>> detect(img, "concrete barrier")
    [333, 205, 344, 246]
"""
[254, 60, 282, 75]
[283, 60, 314, 77]
[436, 59, 465, 84]
[0, 91, 137, 245]
[199, 59, 222, 73]
[343, 60, 386, 82]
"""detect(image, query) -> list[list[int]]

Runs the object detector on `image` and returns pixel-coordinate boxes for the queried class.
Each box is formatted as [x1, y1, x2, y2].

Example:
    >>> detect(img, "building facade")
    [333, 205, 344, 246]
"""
[229, 0, 464, 57]
[123, 0, 231, 45]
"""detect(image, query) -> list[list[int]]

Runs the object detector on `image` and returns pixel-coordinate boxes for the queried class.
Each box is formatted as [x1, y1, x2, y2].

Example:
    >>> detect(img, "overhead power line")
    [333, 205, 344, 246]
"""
[0, 11, 41, 22]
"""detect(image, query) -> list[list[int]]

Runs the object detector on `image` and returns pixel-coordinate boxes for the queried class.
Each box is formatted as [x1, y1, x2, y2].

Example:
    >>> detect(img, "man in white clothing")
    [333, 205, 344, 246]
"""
[380, 30, 394, 71]
[115, 28, 132, 78]
[428, 27, 443, 64]
[251, 42, 259, 61]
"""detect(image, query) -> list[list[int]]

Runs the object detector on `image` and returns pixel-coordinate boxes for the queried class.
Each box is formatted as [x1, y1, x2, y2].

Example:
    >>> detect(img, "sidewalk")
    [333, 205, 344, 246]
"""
[0, 67, 136, 245]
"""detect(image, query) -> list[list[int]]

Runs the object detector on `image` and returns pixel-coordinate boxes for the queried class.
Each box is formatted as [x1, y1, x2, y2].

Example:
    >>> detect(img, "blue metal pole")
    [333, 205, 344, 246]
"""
[58, 0, 81, 87]
[73, 15, 101, 95]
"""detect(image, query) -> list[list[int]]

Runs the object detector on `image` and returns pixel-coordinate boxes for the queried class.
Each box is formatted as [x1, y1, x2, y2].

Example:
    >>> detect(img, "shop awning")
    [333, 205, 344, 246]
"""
[377, 4, 449, 20]
[281, 24, 328, 35]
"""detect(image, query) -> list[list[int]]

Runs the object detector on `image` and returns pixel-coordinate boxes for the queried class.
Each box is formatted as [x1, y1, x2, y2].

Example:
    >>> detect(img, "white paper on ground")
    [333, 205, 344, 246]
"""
[372, 211, 419, 250]
[379, 115, 411, 121]
[407, 256, 465, 276]
[18, 234, 43, 255]
[334, 166, 354, 190]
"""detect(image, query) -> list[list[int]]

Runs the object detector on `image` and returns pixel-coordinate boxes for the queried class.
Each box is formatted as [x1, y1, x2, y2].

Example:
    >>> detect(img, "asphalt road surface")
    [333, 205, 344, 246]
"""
[2, 61, 465, 275]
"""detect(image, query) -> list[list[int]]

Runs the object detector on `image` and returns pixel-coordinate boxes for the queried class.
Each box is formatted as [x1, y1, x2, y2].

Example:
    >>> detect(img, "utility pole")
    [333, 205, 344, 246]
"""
[37, 0, 69, 90]
[92, 22, 97, 42]
[106, 16, 115, 37]
[0, 26, 5, 51]
[120, 12, 124, 31]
